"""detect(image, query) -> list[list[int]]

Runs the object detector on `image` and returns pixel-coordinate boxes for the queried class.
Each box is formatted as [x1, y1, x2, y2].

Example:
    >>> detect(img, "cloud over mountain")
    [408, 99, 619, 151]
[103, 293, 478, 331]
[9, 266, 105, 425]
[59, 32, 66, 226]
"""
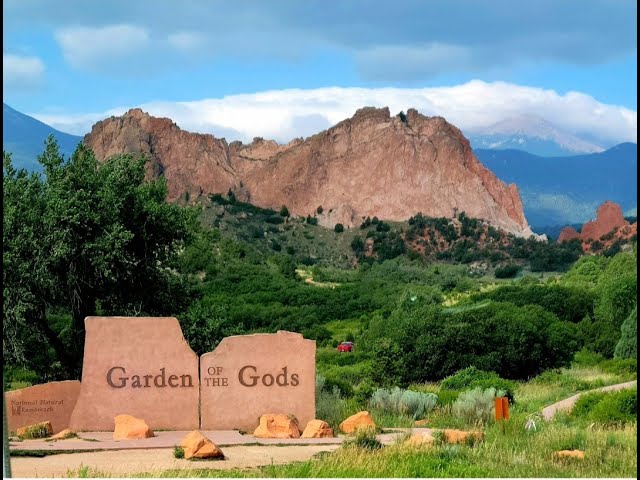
[32, 81, 637, 146]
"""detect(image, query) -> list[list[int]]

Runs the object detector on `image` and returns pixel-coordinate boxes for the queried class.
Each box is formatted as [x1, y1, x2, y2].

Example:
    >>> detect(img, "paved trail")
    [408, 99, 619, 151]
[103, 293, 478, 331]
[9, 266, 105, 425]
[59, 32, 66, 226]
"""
[542, 380, 637, 421]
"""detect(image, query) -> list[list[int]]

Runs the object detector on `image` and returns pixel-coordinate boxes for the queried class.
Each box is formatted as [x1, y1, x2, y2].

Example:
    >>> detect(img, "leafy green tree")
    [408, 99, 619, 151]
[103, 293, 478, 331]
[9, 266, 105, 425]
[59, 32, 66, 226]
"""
[279, 205, 289, 217]
[334, 223, 344, 233]
[614, 306, 637, 359]
[179, 300, 242, 355]
[3, 137, 197, 377]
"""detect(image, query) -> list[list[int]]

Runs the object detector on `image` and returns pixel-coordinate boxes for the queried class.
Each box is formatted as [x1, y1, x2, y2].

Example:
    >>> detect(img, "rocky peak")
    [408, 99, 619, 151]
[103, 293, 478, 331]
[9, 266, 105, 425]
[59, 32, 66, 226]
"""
[558, 200, 637, 251]
[84, 106, 537, 237]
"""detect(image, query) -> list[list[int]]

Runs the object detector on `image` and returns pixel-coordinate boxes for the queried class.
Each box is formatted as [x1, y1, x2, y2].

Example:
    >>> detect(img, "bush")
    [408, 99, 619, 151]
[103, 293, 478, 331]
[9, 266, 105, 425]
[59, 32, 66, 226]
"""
[173, 446, 185, 459]
[572, 389, 637, 425]
[436, 389, 460, 405]
[614, 306, 637, 359]
[601, 358, 637, 375]
[494, 264, 521, 278]
[369, 387, 437, 420]
[334, 223, 344, 233]
[316, 375, 359, 431]
[440, 367, 516, 403]
[452, 387, 504, 425]
[18, 423, 51, 439]
[343, 427, 382, 449]
[279, 205, 289, 217]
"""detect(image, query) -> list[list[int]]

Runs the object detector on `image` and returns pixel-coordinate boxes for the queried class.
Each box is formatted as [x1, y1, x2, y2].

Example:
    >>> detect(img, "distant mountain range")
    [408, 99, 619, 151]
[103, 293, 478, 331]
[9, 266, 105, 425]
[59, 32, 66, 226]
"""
[3, 104, 636, 233]
[475, 143, 637, 229]
[468, 114, 606, 157]
[3, 103, 82, 171]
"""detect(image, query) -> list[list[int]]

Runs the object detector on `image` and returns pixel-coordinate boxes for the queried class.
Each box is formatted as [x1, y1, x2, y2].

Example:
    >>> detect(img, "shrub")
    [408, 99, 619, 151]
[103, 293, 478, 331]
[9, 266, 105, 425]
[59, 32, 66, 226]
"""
[440, 367, 516, 403]
[369, 387, 437, 419]
[437, 389, 460, 405]
[334, 223, 344, 233]
[572, 389, 637, 425]
[494, 264, 521, 278]
[173, 446, 185, 459]
[279, 205, 289, 217]
[343, 427, 382, 449]
[18, 423, 51, 439]
[317, 206, 323, 214]
[614, 306, 637, 359]
[452, 387, 504, 425]
[601, 358, 637, 375]
[316, 376, 359, 431]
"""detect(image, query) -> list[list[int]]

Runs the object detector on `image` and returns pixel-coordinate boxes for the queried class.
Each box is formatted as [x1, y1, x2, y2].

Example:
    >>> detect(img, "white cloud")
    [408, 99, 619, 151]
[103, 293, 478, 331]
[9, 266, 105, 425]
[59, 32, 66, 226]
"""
[31, 81, 637, 146]
[3, 53, 45, 90]
[55, 24, 150, 70]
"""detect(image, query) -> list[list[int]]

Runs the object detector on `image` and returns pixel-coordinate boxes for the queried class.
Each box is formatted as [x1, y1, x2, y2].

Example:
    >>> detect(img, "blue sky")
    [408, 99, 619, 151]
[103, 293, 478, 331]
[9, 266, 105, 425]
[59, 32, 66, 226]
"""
[3, 0, 637, 144]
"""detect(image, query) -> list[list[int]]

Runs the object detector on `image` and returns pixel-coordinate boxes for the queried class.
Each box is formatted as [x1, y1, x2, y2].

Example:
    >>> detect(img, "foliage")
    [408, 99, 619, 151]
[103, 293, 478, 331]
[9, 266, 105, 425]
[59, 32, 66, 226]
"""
[470, 283, 595, 323]
[494, 264, 521, 278]
[178, 300, 242, 356]
[173, 446, 185, 459]
[364, 293, 579, 384]
[343, 427, 382, 449]
[3, 139, 196, 377]
[334, 223, 344, 233]
[369, 387, 438, 419]
[440, 367, 516, 403]
[451, 387, 504, 425]
[279, 205, 289, 217]
[18, 423, 51, 439]
[572, 389, 637, 425]
[315, 375, 359, 431]
[615, 306, 637, 359]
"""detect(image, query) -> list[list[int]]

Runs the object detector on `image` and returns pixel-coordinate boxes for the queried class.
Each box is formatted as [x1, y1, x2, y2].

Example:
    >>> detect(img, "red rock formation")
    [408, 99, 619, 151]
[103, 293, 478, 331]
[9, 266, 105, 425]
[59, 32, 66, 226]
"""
[581, 202, 629, 240]
[557, 226, 581, 243]
[558, 201, 637, 251]
[84, 107, 536, 237]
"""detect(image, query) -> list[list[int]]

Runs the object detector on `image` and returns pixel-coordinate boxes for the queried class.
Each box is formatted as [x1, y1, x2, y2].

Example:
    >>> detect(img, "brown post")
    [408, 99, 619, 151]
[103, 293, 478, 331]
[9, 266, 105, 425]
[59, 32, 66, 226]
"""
[494, 397, 504, 421]
[502, 397, 510, 420]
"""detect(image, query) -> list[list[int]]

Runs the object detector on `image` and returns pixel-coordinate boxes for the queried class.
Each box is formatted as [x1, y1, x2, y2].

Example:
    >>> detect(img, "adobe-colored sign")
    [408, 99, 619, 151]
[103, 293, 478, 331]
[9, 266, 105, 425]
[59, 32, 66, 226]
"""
[5, 381, 81, 434]
[200, 331, 316, 431]
[68, 317, 199, 431]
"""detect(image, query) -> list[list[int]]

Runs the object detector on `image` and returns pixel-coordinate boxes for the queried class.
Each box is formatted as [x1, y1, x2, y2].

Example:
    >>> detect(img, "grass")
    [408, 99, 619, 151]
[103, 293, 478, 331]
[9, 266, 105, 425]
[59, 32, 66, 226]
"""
[52, 357, 640, 478]
[64, 422, 635, 478]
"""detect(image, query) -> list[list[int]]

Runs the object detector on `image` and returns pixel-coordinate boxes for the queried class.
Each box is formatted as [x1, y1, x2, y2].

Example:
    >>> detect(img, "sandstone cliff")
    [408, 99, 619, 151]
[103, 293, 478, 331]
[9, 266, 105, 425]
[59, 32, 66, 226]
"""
[558, 201, 637, 251]
[84, 107, 536, 237]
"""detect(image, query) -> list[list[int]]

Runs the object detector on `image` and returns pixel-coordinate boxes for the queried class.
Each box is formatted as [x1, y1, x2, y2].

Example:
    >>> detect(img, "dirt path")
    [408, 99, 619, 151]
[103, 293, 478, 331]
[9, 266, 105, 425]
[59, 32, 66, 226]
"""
[10, 444, 342, 478]
[542, 380, 637, 421]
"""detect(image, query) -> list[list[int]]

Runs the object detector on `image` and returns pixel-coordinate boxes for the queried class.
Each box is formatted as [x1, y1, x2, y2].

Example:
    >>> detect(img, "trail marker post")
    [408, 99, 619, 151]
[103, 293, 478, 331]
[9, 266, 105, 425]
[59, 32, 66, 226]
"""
[495, 396, 509, 433]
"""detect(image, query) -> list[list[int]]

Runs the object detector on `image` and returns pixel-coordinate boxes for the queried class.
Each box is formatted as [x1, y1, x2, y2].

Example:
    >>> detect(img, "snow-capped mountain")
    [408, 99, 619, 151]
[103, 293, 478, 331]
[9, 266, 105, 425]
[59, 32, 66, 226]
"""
[468, 115, 606, 157]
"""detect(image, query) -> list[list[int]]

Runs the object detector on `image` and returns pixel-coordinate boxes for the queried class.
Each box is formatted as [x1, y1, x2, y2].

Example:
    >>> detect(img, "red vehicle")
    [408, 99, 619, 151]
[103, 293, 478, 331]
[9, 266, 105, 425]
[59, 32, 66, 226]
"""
[337, 341, 354, 352]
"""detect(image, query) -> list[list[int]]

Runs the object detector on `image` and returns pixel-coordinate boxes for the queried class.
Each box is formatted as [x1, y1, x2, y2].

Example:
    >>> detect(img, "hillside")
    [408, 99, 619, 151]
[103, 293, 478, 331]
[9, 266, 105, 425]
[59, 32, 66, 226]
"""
[475, 143, 637, 227]
[2, 103, 82, 171]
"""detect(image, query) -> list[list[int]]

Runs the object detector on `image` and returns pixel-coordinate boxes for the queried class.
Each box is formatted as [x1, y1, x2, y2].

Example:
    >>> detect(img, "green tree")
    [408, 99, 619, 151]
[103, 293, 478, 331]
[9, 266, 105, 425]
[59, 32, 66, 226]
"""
[179, 300, 242, 355]
[3, 137, 197, 377]
[614, 306, 637, 359]
[334, 223, 344, 233]
[279, 205, 289, 217]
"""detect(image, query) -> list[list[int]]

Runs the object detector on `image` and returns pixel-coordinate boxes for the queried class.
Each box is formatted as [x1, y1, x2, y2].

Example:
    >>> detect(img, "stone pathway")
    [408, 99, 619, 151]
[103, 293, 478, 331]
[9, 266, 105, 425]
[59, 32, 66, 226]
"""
[541, 380, 637, 421]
